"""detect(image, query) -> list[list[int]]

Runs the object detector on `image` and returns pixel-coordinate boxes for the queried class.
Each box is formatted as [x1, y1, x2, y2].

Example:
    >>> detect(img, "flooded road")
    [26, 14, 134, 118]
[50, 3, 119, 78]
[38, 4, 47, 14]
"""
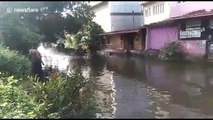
[38, 44, 213, 118]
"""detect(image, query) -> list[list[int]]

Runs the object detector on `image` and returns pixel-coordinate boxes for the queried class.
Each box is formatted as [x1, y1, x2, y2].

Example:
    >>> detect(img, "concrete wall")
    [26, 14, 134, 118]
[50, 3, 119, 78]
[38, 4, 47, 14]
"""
[92, 1, 143, 32]
[111, 15, 142, 31]
[93, 2, 111, 32]
[142, 2, 176, 25]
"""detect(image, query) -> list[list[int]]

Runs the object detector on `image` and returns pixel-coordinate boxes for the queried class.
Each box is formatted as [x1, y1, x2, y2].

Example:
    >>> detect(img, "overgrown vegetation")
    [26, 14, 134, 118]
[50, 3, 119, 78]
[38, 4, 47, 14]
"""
[0, 2, 102, 118]
[1, 13, 44, 54]
[0, 2, 103, 55]
[0, 71, 98, 119]
[158, 41, 185, 61]
[64, 21, 104, 53]
[0, 44, 30, 77]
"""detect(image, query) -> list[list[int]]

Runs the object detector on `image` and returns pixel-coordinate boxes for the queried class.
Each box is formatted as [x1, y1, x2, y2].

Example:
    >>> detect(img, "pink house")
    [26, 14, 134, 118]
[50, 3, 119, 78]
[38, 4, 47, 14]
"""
[141, 1, 213, 58]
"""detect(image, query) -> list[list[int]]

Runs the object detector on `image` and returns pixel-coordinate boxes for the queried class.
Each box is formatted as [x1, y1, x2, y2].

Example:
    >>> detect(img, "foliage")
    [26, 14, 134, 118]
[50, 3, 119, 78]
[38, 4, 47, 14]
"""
[158, 41, 185, 61]
[0, 69, 98, 119]
[0, 44, 30, 77]
[1, 13, 44, 54]
[33, 72, 98, 118]
[0, 74, 47, 119]
[64, 21, 104, 52]
[0, 2, 95, 44]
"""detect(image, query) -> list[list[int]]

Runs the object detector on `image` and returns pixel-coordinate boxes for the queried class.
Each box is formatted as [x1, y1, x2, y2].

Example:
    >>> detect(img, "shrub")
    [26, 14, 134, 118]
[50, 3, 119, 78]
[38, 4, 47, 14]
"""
[158, 41, 185, 61]
[0, 74, 47, 119]
[0, 71, 98, 119]
[29, 72, 98, 118]
[0, 44, 30, 77]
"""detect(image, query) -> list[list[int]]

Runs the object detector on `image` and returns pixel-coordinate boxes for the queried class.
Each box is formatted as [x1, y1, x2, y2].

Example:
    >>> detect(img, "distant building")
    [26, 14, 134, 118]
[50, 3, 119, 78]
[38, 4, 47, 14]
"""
[91, 1, 143, 32]
[141, 1, 213, 58]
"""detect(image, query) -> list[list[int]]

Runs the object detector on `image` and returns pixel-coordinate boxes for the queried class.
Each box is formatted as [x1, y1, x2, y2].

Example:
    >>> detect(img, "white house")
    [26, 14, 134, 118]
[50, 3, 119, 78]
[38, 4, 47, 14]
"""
[91, 1, 143, 32]
[141, 1, 177, 25]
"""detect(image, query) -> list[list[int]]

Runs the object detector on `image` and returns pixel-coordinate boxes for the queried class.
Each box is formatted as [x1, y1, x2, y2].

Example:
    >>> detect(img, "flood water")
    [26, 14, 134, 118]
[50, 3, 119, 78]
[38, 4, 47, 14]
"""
[38, 44, 213, 118]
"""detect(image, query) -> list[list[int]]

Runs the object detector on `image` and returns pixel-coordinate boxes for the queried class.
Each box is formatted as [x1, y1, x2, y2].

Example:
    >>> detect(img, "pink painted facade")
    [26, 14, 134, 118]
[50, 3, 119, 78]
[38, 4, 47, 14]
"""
[146, 25, 178, 49]
[170, 2, 213, 18]
[144, 2, 213, 57]
[146, 25, 207, 56]
[180, 40, 206, 56]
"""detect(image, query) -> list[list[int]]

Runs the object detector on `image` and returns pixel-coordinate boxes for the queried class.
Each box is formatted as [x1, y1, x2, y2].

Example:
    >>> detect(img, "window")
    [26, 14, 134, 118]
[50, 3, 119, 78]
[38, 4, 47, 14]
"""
[161, 3, 164, 13]
[144, 8, 148, 17]
[146, 3, 165, 17]
[148, 7, 151, 16]
[153, 6, 157, 15]
[179, 20, 204, 39]
[186, 20, 201, 28]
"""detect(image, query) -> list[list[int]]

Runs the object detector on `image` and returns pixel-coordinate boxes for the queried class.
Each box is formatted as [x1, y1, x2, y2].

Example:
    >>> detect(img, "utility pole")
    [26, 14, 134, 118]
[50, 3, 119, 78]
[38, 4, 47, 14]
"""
[132, 10, 135, 28]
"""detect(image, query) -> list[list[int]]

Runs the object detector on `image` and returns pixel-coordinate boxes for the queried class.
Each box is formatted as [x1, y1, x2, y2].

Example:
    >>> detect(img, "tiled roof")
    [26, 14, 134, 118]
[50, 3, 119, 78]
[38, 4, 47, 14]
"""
[171, 9, 213, 20]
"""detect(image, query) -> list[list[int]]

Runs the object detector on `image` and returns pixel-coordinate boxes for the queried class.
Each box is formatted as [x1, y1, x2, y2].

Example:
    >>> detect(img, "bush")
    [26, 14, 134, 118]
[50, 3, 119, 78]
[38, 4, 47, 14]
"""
[0, 70, 98, 119]
[0, 74, 47, 119]
[0, 44, 30, 77]
[158, 41, 185, 61]
[64, 21, 104, 53]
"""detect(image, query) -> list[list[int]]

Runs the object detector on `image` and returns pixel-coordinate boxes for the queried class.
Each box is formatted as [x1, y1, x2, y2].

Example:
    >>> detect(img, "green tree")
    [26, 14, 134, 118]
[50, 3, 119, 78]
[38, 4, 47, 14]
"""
[64, 21, 104, 53]
[1, 13, 44, 54]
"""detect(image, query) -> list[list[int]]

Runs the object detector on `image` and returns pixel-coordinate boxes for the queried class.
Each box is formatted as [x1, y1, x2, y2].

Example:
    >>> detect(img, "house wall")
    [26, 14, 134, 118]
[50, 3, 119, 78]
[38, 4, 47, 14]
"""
[110, 1, 143, 31]
[134, 33, 143, 50]
[146, 25, 179, 49]
[106, 35, 123, 50]
[93, 2, 111, 32]
[92, 1, 143, 32]
[142, 1, 176, 25]
[111, 15, 142, 31]
[170, 2, 213, 18]
[180, 40, 206, 56]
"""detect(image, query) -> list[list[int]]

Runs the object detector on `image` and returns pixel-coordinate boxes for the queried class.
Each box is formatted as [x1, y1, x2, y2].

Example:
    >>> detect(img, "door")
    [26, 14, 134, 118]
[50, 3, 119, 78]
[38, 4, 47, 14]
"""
[207, 41, 213, 59]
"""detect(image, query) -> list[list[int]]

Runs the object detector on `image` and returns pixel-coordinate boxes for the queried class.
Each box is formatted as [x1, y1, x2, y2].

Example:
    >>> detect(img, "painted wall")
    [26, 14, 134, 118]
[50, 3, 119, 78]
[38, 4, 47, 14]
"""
[180, 40, 206, 56]
[170, 2, 213, 18]
[93, 2, 111, 32]
[146, 25, 179, 49]
[142, 2, 176, 25]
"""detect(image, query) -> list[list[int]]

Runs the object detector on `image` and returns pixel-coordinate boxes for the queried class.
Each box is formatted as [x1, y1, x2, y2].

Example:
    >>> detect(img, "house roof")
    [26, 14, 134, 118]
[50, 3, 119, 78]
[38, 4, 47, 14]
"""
[143, 18, 175, 27]
[171, 9, 213, 20]
[99, 27, 143, 36]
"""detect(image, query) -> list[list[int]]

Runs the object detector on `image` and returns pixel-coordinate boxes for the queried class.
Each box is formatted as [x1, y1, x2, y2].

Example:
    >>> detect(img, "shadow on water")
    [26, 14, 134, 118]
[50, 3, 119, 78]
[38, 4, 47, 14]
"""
[38, 44, 213, 118]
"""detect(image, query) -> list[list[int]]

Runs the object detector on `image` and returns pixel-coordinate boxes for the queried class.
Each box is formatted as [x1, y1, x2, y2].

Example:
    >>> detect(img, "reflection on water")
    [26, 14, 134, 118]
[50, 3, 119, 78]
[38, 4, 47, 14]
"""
[38, 44, 213, 118]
